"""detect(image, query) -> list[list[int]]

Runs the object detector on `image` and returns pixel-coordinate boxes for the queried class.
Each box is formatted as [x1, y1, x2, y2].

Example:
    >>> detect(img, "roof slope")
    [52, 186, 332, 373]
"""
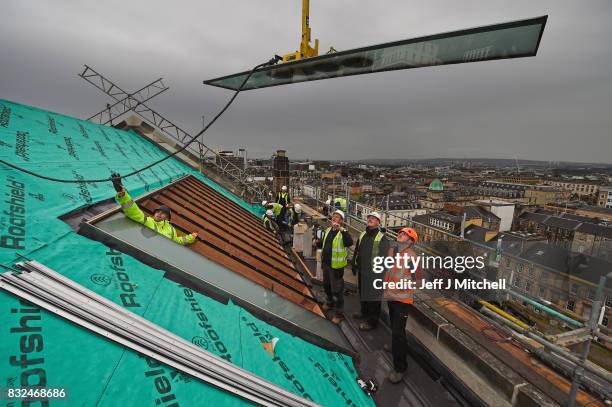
[112, 175, 323, 315]
[0, 98, 373, 406]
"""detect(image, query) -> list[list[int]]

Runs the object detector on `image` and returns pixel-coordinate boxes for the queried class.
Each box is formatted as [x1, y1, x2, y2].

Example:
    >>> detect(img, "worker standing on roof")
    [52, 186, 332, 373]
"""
[352, 211, 389, 331]
[314, 210, 353, 324]
[276, 185, 291, 223]
[384, 227, 422, 384]
[111, 173, 198, 245]
[282, 203, 303, 243]
[323, 199, 332, 216]
[261, 201, 283, 221]
[262, 209, 280, 234]
[262, 200, 284, 224]
[333, 196, 348, 213]
[285, 203, 303, 228]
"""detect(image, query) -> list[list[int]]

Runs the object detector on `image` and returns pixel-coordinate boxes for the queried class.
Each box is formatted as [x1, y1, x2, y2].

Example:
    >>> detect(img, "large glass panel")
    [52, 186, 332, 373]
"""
[205, 16, 547, 91]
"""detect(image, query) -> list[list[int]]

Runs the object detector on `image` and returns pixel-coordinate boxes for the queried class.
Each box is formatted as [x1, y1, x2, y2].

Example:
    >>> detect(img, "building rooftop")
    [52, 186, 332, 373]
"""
[0, 98, 372, 406]
[515, 242, 612, 289]
[428, 178, 444, 191]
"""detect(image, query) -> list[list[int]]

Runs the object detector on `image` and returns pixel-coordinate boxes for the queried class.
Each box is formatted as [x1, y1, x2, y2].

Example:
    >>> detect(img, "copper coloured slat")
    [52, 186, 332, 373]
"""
[160, 189, 295, 271]
[138, 203, 322, 315]
[168, 184, 291, 263]
[171, 180, 287, 256]
[177, 181, 282, 252]
[154, 192, 303, 284]
[180, 177, 274, 240]
[182, 177, 274, 237]
[141, 199, 313, 299]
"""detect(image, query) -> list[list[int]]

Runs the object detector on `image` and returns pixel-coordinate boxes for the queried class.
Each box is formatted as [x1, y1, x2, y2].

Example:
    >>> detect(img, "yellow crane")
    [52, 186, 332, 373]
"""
[281, 0, 334, 63]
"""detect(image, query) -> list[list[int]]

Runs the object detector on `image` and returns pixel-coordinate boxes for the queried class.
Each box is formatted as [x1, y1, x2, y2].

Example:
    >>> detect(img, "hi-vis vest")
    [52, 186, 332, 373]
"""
[322, 227, 348, 268]
[357, 230, 384, 270]
[262, 214, 274, 231]
[269, 202, 283, 216]
[333, 197, 347, 212]
[116, 191, 195, 245]
[384, 247, 419, 304]
[277, 191, 289, 204]
[287, 208, 300, 227]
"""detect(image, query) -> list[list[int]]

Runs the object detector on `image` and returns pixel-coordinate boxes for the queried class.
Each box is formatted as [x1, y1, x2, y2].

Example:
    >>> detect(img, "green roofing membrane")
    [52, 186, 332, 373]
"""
[0, 99, 373, 406]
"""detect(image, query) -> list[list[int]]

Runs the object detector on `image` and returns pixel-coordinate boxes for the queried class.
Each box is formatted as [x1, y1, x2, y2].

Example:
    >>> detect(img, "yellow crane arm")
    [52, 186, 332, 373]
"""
[282, 0, 319, 62]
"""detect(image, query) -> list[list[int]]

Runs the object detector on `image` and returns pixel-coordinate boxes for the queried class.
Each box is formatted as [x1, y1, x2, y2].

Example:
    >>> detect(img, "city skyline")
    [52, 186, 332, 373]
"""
[1, 1, 611, 162]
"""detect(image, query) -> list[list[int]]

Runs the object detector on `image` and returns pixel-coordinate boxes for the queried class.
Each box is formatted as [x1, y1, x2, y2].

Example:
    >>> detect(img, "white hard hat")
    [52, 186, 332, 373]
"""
[294, 204, 302, 213]
[266, 209, 274, 217]
[281, 185, 287, 191]
[261, 200, 268, 207]
[367, 211, 382, 221]
[325, 199, 331, 205]
[332, 210, 345, 220]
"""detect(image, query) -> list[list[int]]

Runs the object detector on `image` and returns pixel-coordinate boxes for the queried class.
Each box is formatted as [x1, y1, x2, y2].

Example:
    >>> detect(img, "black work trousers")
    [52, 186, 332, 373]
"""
[322, 263, 345, 315]
[358, 272, 382, 326]
[388, 300, 411, 373]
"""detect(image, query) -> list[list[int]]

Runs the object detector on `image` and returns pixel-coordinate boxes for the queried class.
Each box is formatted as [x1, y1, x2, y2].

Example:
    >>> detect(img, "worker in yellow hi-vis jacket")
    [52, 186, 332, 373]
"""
[111, 173, 198, 245]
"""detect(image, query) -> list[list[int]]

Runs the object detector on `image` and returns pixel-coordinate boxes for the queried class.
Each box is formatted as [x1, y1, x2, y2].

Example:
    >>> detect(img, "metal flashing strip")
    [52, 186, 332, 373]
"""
[205, 16, 547, 91]
[0, 261, 320, 407]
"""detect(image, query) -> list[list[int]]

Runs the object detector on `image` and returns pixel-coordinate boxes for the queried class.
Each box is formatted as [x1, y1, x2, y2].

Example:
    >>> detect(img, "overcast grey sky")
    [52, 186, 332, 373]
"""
[1, 1, 610, 162]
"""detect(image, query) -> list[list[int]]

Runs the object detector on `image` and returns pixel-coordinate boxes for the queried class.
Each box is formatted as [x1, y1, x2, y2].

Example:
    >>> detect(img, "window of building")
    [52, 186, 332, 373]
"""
[566, 299, 575, 312]
[602, 316, 609, 327]
[517, 263, 523, 273]
[525, 282, 531, 293]
[514, 277, 522, 288]
[587, 288, 596, 301]
[606, 296, 612, 308]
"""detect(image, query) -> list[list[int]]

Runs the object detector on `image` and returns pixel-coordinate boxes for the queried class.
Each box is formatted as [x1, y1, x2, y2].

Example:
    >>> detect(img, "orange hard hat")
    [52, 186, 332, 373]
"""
[398, 227, 418, 242]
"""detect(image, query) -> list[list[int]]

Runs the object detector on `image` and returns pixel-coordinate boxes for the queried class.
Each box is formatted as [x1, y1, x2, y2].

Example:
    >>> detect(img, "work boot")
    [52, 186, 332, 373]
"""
[331, 315, 345, 325]
[352, 311, 364, 319]
[321, 303, 333, 312]
[387, 370, 404, 384]
[383, 344, 391, 353]
[359, 321, 376, 331]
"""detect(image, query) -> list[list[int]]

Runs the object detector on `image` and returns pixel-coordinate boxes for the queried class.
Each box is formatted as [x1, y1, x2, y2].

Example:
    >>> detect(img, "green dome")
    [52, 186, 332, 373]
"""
[428, 178, 444, 191]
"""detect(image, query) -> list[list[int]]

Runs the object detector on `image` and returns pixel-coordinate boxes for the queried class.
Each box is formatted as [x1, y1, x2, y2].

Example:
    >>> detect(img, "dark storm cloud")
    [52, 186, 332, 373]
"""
[1, 0, 611, 162]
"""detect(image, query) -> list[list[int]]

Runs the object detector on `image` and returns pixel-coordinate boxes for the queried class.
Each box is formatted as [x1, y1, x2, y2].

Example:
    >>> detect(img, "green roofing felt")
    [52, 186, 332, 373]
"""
[0, 99, 373, 406]
[429, 178, 444, 191]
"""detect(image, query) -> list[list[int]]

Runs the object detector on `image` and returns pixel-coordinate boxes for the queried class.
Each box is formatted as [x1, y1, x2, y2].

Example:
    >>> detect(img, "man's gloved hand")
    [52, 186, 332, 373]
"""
[111, 172, 123, 193]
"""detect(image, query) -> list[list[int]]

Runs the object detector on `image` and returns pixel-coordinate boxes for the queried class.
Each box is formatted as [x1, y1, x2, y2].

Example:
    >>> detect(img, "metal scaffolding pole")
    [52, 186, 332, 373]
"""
[567, 272, 612, 407]
[87, 77, 169, 124]
[78, 65, 269, 201]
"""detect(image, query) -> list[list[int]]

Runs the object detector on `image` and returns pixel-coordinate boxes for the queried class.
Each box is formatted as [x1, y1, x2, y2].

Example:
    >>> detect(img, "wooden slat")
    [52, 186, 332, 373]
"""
[168, 184, 291, 263]
[153, 193, 302, 282]
[138, 203, 322, 316]
[182, 177, 276, 239]
[141, 199, 312, 299]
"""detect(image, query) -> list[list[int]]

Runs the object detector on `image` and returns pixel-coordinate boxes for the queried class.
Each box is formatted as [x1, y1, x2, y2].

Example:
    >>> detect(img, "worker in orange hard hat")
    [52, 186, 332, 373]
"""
[383, 227, 422, 384]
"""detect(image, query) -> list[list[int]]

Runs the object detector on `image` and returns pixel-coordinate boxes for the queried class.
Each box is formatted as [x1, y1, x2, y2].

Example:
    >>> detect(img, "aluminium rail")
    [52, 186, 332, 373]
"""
[0, 260, 320, 407]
